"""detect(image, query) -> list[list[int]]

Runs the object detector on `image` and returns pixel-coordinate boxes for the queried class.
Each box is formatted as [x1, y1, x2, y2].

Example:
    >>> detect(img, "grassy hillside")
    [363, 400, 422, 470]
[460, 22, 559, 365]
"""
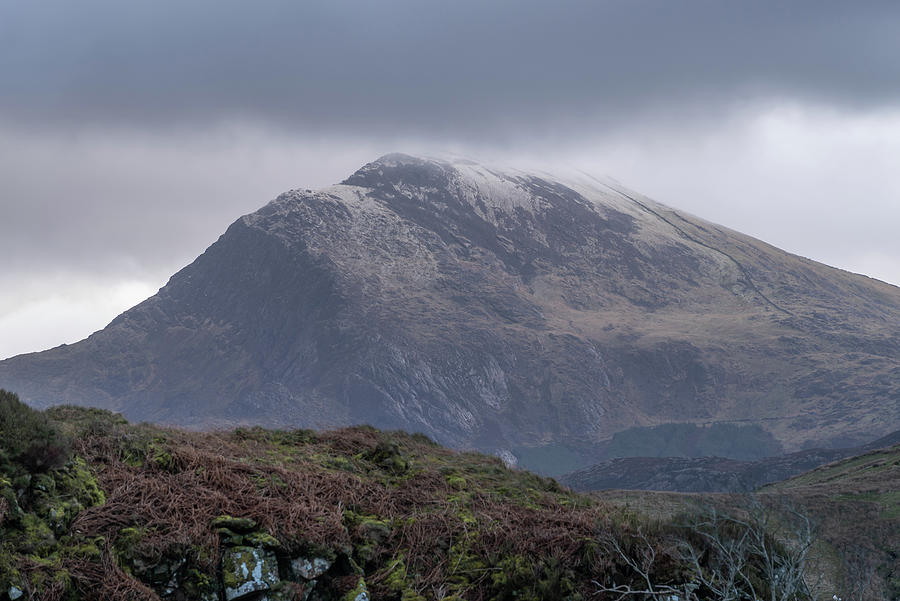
[761, 443, 900, 600]
[0, 390, 839, 601]
[591, 444, 900, 601]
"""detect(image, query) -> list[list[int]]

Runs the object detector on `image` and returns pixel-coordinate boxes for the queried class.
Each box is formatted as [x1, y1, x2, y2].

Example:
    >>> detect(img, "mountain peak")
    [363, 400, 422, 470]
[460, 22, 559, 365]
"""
[348, 152, 484, 173]
[340, 152, 630, 227]
[2, 155, 899, 462]
[341, 152, 455, 189]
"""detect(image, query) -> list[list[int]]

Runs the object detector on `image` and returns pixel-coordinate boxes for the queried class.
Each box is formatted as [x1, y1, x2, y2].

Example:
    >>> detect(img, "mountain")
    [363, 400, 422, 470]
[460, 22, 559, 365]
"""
[2, 154, 899, 463]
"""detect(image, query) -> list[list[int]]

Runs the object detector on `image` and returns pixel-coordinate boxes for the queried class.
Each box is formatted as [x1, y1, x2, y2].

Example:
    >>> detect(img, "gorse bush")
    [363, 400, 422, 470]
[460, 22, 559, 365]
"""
[0, 389, 71, 473]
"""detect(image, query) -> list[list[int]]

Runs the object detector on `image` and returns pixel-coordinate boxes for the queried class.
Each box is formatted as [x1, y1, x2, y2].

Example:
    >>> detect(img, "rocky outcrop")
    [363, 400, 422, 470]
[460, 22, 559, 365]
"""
[126, 514, 355, 601]
[1, 154, 899, 458]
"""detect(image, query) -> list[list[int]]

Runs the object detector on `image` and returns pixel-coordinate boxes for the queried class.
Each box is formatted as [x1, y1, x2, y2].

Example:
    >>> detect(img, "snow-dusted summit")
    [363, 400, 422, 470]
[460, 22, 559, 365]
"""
[2, 154, 899, 466]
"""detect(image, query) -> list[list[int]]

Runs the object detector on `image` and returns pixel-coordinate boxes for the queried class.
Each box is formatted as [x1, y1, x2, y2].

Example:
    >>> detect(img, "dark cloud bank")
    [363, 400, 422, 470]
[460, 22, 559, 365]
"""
[3, 1, 900, 138]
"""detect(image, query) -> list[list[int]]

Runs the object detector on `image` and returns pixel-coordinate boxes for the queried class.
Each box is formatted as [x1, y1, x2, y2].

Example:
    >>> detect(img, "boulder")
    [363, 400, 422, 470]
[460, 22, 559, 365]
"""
[291, 556, 332, 580]
[222, 546, 280, 601]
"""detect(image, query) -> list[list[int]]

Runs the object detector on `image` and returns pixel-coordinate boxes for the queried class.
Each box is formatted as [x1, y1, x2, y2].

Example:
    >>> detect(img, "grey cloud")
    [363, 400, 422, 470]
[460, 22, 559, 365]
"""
[0, 126, 383, 277]
[2, 1, 900, 139]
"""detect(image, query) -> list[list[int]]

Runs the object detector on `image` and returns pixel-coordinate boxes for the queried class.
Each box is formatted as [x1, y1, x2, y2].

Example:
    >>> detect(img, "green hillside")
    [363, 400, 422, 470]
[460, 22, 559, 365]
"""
[590, 444, 900, 601]
[761, 443, 900, 599]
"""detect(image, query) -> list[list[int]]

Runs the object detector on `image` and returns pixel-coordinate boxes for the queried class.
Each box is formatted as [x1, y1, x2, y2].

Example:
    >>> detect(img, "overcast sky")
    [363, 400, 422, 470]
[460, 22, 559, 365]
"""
[2, 1, 900, 359]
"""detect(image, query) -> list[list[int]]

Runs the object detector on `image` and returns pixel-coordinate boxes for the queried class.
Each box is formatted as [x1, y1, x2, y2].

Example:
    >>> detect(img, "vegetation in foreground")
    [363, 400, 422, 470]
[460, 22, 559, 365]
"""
[593, 441, 900, 601]
[762, 443, 900, 600]
[0, 389, 876, 601]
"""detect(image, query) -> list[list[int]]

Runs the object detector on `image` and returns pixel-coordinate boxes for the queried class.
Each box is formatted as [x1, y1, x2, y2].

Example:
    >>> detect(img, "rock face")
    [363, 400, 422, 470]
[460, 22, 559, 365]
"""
[222, 547, 280, 601]
[1, 154, 899, 457]
[135, 516, 345, 601]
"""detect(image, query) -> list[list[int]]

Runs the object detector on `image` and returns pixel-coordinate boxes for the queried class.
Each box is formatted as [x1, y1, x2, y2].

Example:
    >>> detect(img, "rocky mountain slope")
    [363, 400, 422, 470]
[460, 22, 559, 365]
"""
[2, 154, 899, 462]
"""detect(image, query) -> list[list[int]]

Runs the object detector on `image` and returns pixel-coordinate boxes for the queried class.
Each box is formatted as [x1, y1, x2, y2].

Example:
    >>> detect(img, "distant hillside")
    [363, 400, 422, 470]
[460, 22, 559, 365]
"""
[518, 422, 786, 477]
[560, 453, 836, 493]
[2, 154, 899, 464]
[560, 428, 900, 493]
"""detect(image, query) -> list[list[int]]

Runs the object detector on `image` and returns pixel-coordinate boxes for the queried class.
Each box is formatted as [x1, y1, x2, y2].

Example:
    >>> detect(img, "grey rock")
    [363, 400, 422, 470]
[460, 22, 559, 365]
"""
[222, 546, 280, 601]
[291, 557, 331, 580]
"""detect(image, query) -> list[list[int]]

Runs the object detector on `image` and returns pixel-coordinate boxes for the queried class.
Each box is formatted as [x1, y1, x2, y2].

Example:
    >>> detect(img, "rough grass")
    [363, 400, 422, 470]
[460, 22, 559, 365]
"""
[5, 407, 681, 601]
[760, 444, 900, 600]
[6, 405, 863, 601]
[591, 443, 900, 601]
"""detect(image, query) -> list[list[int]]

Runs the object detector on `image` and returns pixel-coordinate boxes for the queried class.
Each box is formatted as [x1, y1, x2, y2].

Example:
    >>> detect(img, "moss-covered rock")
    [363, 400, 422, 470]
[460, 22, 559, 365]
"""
[364, 440, 409, 475]
[222, 546, 280, 601]
[212, 515, 258, 533]
[34, 457, 106, 535]
[134, 555, 186, 594]
[344, 511, 392, 545]
[342, 576, 370, 601]
[18, 512, 57, 555]
[180, 565, 218, 601]
[244, 530, 282, 550]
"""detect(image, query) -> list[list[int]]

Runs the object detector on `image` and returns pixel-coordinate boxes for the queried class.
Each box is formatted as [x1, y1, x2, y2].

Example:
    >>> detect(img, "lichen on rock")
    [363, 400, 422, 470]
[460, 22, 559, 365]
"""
[212, 515, 258, 533]
[291, 556, 332, 580]
[222, 546, 280, 601]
